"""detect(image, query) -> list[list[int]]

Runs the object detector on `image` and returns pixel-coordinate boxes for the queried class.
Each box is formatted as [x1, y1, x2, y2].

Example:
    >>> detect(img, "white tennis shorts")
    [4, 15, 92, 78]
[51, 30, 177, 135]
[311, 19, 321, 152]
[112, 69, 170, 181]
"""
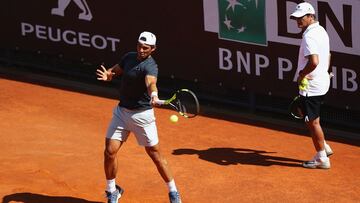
[106, 106, 159, 146]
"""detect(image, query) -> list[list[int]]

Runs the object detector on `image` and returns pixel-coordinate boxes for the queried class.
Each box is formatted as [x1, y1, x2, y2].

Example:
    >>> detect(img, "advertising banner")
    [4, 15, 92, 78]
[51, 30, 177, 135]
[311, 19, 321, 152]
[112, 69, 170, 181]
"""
[1, 0, 359, 110]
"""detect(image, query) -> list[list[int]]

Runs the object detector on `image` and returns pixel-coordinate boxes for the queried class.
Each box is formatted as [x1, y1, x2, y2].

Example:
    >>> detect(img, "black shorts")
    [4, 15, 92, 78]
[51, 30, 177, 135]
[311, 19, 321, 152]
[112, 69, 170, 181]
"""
[299, 95, 325, 121]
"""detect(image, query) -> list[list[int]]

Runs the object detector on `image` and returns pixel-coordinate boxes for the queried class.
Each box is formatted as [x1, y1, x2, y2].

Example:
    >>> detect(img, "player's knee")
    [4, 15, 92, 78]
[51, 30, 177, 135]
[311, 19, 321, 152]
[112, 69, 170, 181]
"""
[146, 147, 167, 165]
[145, 145, 157, 154]
[104, 149, 117, 160]
[146, 148, 157, 159]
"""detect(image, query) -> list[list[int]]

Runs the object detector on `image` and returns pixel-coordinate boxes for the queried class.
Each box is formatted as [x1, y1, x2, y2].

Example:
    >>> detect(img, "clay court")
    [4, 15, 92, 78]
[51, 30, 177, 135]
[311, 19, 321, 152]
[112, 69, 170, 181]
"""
[1, 76, 359, 203]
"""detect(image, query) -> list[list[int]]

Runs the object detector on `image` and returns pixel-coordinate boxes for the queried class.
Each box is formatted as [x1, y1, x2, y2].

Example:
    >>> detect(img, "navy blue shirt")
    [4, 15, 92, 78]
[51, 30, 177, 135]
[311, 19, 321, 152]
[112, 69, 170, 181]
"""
[117, 52, 158, 110]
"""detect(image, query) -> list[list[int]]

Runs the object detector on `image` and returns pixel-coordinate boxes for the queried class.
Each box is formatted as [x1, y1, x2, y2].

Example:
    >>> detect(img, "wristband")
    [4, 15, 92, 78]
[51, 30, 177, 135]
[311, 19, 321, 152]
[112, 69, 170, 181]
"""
[151, 91, 158, 98]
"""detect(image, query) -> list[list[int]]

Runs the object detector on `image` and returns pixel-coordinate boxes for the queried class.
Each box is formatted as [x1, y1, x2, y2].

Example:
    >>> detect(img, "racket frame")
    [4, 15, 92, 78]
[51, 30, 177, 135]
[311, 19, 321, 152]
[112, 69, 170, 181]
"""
[158, 89, 200, 118]
[289, 95, 304, 120]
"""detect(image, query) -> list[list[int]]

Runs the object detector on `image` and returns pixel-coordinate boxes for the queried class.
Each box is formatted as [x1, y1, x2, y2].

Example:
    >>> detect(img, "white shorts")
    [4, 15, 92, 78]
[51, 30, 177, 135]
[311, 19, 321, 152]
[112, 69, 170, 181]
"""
[106, 106, 159, 146]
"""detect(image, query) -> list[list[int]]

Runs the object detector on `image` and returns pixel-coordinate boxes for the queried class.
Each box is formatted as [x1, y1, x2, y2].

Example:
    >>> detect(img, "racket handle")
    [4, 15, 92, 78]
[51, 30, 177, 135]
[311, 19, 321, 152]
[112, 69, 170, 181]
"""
[155, 100, 165, 105]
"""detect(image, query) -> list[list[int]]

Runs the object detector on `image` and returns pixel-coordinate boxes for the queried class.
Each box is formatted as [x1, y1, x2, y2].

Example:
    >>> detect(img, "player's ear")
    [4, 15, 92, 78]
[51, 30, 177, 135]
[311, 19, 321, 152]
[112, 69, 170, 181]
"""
[151, 45, 156, 51]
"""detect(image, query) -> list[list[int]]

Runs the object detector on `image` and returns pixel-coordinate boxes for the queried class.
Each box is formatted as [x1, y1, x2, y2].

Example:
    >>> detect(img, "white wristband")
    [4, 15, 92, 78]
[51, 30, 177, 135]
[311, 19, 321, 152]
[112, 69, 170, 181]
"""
[151, 91, 158, 98]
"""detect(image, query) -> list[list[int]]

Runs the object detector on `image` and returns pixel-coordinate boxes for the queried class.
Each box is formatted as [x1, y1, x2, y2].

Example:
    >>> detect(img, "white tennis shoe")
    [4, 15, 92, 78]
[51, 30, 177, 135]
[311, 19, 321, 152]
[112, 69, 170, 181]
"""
[325, 143, 334, 157]
[303, 158, 330, 169]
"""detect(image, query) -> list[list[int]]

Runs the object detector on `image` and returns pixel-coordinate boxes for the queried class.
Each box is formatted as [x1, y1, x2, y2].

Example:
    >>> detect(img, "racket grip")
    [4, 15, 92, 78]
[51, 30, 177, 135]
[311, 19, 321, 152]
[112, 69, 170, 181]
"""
[155, 100, 165, 105]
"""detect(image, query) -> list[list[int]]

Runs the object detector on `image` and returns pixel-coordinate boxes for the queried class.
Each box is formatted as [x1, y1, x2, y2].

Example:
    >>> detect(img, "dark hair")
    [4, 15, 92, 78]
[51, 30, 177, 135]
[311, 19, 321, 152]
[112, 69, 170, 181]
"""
[307, 13, 316, 20]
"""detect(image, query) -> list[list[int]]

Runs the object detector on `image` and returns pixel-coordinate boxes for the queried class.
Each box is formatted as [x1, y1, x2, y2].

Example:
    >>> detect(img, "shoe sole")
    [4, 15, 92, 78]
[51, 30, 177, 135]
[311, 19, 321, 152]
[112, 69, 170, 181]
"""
[302, 163, 330, 169]
[303, 165, 330, 169]
[118, 188, 124, 202]
[326, 152, 334, 157]
[108, 187, 124, 203]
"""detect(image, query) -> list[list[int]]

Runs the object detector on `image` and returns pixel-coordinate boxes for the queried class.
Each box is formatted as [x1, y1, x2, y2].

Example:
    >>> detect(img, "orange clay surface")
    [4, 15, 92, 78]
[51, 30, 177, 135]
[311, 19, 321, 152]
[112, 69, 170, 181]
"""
[1, 77, 360, 203]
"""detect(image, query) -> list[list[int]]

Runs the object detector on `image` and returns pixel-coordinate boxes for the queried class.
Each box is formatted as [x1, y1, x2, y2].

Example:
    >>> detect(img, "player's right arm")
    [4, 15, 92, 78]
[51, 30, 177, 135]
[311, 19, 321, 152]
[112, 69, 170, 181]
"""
[298, 54, 318, 84]
[96, 64, 123, 81]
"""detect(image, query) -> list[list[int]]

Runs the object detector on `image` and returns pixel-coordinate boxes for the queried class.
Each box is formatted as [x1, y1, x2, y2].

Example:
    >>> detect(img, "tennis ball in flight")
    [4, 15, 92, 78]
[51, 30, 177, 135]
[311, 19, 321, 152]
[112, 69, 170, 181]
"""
[170, 114, 178, 123]
[299, 78, 309, 91]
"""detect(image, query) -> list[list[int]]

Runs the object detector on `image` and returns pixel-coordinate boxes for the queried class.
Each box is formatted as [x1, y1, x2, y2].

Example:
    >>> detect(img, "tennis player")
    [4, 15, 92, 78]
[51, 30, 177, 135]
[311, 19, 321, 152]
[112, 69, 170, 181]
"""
[290, 2, 333, 169]
[96, 31, 182, 203]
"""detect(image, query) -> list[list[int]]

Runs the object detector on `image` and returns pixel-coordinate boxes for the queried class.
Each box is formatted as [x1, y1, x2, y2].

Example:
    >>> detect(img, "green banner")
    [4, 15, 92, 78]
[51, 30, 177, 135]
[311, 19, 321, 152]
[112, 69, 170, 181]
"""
[218, 0, 267, 45]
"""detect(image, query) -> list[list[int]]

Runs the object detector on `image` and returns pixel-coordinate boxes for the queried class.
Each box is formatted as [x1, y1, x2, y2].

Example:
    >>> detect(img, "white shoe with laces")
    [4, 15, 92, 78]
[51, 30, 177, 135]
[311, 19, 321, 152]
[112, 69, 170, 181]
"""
[302, 157, 330, 169]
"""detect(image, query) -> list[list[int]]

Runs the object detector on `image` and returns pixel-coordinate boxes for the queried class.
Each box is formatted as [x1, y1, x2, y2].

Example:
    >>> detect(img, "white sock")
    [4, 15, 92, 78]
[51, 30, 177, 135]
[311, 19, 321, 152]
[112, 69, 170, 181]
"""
[167, 179, 177, 192]
[106, 179, 116, 193]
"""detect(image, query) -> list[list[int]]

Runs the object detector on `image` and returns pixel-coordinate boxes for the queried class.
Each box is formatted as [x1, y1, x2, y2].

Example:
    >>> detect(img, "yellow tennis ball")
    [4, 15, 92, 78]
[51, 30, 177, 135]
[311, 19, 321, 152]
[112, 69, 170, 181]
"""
[299, 78, 309, 91]
[169, 114, 178, 123]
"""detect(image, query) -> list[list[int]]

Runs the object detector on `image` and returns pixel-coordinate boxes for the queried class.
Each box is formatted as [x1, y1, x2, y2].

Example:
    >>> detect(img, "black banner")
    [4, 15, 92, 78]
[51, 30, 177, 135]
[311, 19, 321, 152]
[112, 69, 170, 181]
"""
[0, 0, 359, 110]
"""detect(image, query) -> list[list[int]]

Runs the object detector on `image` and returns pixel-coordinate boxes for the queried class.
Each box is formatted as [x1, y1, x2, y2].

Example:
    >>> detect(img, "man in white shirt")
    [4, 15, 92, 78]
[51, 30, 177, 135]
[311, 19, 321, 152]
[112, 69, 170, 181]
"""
[290, 2, 333, 169]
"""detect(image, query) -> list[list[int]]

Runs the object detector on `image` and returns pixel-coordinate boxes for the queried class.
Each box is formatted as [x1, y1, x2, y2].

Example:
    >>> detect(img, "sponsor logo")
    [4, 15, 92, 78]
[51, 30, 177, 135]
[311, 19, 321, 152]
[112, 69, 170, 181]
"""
[218, 0, 266, 45]
[21, 22, 120, 52]
[19, 0, 120, 52]
[51, 0, 93, 21]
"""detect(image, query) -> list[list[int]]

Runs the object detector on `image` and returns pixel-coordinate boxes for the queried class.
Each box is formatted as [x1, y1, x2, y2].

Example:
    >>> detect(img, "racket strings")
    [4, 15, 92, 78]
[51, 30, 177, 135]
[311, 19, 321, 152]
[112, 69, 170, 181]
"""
[290, 96, 304, 119]
[175, 91, 199, 118]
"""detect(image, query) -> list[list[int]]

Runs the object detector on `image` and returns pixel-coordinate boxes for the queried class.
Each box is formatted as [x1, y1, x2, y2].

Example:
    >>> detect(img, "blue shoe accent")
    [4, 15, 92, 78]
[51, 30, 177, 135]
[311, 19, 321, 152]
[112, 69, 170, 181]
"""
[168, 191, 182, 203]
[106, 185, 124, 203]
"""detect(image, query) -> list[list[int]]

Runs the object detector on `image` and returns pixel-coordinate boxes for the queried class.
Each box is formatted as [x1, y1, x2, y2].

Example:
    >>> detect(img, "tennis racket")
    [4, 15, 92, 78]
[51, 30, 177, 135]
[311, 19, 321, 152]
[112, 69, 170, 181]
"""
[156, 89, 200, 118]
[289, 95, 304, 119]
[290, 72, 334, 119]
